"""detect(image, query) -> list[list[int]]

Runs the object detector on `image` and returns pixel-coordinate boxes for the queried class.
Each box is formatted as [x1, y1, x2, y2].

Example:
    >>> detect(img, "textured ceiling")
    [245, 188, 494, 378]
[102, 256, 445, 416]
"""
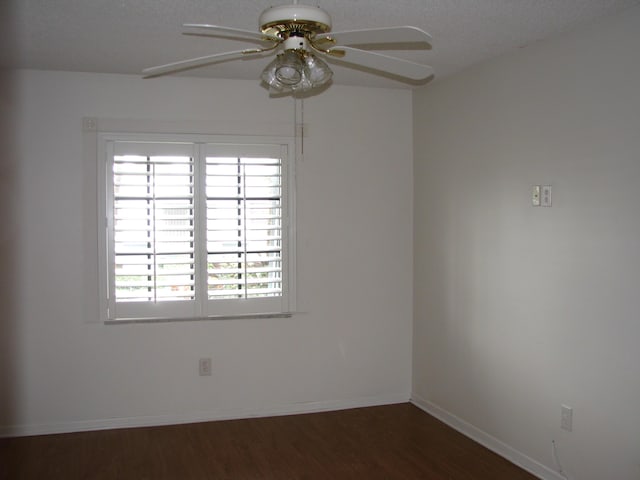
[4, 0, 640, 88]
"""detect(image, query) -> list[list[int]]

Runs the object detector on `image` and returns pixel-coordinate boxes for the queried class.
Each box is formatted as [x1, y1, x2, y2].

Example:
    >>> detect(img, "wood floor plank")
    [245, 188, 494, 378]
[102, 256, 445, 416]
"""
[0, 403, 538, 479]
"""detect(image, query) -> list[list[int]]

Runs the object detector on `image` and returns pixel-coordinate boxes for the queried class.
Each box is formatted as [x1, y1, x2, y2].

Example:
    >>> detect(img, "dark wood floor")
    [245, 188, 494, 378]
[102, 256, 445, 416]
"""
[0, 403, 537, 480]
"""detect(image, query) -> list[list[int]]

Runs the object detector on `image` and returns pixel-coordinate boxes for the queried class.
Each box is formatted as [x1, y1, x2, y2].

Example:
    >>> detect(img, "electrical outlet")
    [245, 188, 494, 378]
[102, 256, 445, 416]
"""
[541, 185, 552, 207]
[199, 357, 212, 376]
[561, 404, 573, 431]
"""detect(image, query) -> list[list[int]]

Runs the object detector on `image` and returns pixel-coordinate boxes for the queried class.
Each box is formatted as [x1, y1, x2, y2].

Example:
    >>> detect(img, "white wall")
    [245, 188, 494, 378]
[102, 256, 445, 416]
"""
[1, 70, 413, 434]
[413, 5, 640, 480]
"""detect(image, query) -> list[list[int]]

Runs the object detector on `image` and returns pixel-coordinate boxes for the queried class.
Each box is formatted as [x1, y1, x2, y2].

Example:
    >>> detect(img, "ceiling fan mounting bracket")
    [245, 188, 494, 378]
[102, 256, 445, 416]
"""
[259, 4, 332, 39]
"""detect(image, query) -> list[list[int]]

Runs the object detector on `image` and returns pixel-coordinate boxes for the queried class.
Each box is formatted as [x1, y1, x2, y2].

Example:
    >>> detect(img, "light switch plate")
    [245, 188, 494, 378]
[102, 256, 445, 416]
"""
[532, 185, 541, 206]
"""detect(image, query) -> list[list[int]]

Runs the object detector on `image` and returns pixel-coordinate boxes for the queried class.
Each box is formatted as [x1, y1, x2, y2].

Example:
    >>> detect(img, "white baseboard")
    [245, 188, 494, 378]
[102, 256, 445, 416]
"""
[411, 394, 565, 480]
[0, 392, 410, 438]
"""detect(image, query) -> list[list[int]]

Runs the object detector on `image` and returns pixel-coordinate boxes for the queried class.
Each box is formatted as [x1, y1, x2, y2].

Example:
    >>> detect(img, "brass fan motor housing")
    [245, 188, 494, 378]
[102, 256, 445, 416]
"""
[259, 4, 332, 39]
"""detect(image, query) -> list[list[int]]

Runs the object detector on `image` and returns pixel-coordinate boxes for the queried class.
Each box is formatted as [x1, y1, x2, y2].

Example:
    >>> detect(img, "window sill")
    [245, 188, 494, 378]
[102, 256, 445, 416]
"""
[104, 312, 294, 325]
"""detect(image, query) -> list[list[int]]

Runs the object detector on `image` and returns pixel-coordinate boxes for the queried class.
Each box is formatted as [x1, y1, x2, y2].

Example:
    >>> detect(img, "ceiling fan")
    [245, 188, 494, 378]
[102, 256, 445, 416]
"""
[142, 1, 433, 94]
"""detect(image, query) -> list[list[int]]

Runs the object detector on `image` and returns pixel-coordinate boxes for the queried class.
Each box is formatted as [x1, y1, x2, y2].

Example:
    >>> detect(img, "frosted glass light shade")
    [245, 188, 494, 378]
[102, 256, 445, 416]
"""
[275, 50, 304, 85]
[262, 50, 333, 94]
[304, 54, 332, 86]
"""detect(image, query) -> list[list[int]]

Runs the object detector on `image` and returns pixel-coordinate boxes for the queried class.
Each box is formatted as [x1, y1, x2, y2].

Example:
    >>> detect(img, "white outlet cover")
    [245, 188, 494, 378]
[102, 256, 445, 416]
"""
[199, 358, 212, 376]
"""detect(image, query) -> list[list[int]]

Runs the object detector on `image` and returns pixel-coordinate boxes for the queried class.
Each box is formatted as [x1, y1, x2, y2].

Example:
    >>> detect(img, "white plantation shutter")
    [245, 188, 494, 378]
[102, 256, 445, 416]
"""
[101, 136, 293, 321]
[107, 142, 198, 320]
[204, 144, 288, 316]
[205, 156, 282, 298]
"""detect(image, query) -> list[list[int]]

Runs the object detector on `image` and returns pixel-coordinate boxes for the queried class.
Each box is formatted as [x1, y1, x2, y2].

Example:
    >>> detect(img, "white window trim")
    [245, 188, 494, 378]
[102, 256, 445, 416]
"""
[96, 132, 296, 324]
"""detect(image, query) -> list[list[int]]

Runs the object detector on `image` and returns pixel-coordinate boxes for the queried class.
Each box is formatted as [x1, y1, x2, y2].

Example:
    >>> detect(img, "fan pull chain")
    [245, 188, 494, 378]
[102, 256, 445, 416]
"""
[294, 97, 304, 160]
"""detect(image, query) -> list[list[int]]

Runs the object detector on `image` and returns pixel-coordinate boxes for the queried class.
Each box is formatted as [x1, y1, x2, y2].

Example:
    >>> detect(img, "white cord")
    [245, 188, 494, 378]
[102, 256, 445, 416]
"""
[293, 97, 304, 161]
[552, 439, 570, 479]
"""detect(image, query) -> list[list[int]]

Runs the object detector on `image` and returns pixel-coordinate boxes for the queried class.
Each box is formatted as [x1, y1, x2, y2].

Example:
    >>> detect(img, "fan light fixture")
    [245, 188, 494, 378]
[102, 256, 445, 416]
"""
[142, 3, 434, 96]
[261, 49, 332, 93]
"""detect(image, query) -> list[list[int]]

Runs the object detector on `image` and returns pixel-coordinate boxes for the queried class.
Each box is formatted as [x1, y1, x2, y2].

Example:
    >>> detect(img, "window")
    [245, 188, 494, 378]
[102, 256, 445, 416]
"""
[98, 134, 295, 322]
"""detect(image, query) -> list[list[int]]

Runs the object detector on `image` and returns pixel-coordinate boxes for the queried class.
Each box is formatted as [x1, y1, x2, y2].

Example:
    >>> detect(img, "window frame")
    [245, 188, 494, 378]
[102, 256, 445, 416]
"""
[97, 132, 296, 323]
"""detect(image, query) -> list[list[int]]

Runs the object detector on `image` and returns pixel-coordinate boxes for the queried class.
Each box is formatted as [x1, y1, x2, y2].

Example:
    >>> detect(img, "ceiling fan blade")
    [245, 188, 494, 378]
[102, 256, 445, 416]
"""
[142, 49, 266, 78]
[315, 26, 431, 47]
[183, 24, 281, 43]
[324, 46, 433, 81]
